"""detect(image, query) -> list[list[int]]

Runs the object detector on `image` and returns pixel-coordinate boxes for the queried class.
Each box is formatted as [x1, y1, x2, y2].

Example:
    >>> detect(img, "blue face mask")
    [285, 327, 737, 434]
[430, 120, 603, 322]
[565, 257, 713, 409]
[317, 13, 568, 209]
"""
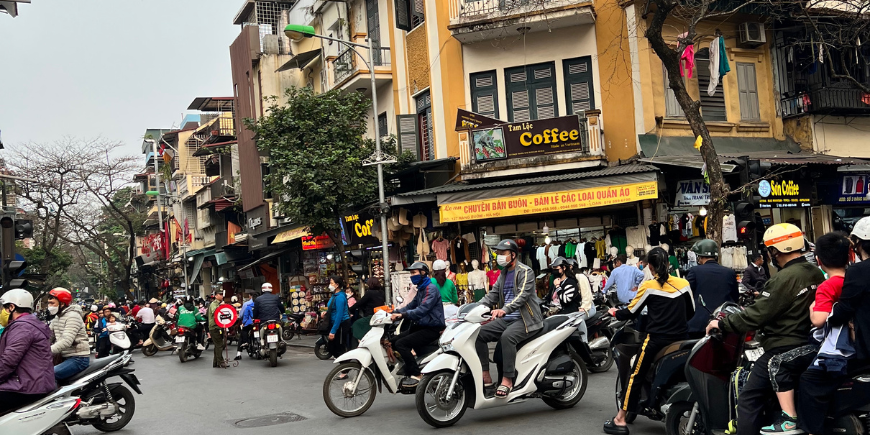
[638, 264, 645, 270]
[410, 274, 423, 286]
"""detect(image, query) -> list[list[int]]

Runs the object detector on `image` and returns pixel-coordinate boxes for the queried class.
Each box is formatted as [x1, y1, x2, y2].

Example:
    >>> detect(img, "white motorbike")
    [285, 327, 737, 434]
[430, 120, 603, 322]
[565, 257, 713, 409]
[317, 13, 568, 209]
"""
[107, 322, 131, 354]
[322, 309, 440, 417]
[415, 303, 591, 427]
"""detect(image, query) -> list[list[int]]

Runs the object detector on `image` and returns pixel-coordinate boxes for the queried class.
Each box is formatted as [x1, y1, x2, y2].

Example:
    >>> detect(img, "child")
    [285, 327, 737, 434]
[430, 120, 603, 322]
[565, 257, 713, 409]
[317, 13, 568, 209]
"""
[794, 232, 853, 435]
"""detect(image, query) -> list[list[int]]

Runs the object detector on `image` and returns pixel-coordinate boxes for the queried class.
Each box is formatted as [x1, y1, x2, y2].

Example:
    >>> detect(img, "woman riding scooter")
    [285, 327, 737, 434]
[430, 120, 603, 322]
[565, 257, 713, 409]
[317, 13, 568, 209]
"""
[604, 247, 695, 435]
[546, 257, 594, 317]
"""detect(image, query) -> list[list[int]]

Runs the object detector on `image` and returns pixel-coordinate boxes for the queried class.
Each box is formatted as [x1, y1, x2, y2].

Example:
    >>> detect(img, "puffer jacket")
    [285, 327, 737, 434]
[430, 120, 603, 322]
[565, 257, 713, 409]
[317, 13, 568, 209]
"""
[253, 292, 284, 322]
[482, 261, 544, 332]
[50, 304, 90, 358]
[396, 277, 445, 329]
[0, 313, 55, 394]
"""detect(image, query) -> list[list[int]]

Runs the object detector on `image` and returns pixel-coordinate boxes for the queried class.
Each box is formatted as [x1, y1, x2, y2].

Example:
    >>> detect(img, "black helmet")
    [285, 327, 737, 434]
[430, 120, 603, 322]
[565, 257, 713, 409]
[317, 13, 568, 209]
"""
[493, 239, 520, 253]
[691, 239, 719, 258]
[406, 261, 430, 274]
[550, 256, 569, 269]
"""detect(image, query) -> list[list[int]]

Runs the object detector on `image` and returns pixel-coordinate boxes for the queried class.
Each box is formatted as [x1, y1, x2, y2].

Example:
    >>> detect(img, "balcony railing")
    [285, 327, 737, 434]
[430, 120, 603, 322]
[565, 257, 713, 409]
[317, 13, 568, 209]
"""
[781, 87, 870, 118]
[449, 0, 589, 20]
[331, 47, 391, 87]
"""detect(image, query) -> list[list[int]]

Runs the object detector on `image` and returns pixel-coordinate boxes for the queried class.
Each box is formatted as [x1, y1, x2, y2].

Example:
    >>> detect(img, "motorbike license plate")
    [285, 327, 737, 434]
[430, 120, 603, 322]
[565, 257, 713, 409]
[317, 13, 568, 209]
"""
[745, 348, 764, 362]
[253, 332, 260, 339]
[176, 336, 186, 343]
[267, 334, 278, 343]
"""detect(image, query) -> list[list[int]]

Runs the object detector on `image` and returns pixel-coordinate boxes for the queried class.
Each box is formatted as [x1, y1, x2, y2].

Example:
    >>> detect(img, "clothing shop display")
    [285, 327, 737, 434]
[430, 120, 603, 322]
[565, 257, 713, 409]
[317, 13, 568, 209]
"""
[450, 237, 471, 265]
[648, 224, 663, 246]
[536, 246, 549, 270]
[564, 242, 577, 259]
[686, 250, 698, 269]
[720, 246, 748, 270]
[548, 243, 559, 267]
[723, 214, 738, 243]
[583, 242, 596, 267]
[432, 237, 450, 261]
[609, 228, 628, 255]
[626, 226, 648, 251]
[467, 263, 488, 292]
[595, 238, 607, 259]
[486, 268, 500, 287]
[694, 215, 706, 239]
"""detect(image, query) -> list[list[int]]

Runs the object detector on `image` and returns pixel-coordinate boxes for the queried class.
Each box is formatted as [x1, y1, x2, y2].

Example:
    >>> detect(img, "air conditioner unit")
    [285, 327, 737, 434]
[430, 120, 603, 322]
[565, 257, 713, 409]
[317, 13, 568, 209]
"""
[738, 22, 766, 48]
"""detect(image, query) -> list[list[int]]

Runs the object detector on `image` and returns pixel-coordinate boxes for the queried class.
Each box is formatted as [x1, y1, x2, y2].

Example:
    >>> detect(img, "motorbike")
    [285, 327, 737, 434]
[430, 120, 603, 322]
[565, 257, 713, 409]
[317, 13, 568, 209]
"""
[107, 322, 132, 355]
[322, 309, 440, 417]
[584, 308, 619, 373]
[245, 319, 263, 359]
[282, 312, 306, 341]
[0, 352, 142, 434]
[415, 303, 592, 428]
[258, 319, 287, 367]
[612, 314, 696, 425]
[176, 323, 204, 363]
[142, 315, 176, 357]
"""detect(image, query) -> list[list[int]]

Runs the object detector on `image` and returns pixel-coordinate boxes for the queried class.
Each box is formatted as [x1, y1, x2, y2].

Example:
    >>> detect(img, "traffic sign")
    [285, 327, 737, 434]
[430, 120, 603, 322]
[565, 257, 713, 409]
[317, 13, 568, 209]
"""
[213, 303, 238, 329]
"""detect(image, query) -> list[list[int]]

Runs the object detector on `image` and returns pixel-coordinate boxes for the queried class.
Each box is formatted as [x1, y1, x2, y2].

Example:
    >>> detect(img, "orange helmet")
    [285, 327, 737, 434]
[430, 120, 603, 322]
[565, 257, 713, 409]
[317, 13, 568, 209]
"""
[48, 287, 73, 306]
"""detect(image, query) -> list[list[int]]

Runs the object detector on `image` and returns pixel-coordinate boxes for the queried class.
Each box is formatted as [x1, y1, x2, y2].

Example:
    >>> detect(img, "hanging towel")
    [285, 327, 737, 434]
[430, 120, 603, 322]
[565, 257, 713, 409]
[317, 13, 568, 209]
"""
[707, 37, 721, 96]
[680, 44, 696, 78]
[819, 43, 825, 64]
[718, 36, 730, 77]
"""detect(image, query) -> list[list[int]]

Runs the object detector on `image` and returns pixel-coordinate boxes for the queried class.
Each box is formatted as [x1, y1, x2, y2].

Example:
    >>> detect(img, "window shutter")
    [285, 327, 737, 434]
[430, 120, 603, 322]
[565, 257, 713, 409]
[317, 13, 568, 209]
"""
[397, 114, 420, 160]
[395, 0, 411, 31]
[411, 0, 425, 28]
[737, 62, 760, 121]
[695, 57, 727, 121]
[470, 70, 499, 119]
[663, 64, 685, 118]
[563, 57, 594, 115]
[505, 62, 557, 121]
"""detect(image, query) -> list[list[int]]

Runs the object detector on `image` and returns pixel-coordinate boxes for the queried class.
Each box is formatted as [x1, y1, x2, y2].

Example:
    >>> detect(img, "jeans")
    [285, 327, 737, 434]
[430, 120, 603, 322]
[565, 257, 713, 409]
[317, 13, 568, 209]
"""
[475, 318, 535, 378]
[238, 324, 253, 352]
[54, 356, 90, 381]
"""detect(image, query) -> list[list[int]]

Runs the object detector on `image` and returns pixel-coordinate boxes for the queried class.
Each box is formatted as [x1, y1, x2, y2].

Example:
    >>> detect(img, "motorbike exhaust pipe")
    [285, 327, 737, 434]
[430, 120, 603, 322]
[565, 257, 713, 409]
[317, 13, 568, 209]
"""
[589, 336, 611, 351]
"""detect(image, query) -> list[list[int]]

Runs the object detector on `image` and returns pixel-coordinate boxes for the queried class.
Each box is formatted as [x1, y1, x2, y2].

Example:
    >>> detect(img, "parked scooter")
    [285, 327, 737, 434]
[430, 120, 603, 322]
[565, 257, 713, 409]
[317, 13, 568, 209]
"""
[0, 352, 142, 434]
[282, 312, 306, 341]
[584, 309, 617, 373]
[323, 309, 440, 417]
[142, 315, 176, 357]
[415, 303, 591, 428]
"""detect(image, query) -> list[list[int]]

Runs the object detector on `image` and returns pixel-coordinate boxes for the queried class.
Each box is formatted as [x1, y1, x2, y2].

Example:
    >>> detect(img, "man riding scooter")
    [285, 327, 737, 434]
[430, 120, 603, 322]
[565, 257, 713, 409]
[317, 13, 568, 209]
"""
[253, 283, 284, 348]
[177, 297, 206, 351]
[476, 239, 543, 398]
[706, 223, 825, 435]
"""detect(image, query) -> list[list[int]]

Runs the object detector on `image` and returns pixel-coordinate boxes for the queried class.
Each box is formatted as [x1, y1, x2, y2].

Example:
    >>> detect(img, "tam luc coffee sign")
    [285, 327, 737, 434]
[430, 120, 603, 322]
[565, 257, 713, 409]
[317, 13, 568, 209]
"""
[472, 115, 584, 161]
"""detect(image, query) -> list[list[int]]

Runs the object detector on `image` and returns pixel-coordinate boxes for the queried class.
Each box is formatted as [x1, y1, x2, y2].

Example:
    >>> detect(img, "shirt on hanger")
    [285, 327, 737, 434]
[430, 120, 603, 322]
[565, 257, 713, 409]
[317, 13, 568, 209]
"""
[432, 239, 450, 261]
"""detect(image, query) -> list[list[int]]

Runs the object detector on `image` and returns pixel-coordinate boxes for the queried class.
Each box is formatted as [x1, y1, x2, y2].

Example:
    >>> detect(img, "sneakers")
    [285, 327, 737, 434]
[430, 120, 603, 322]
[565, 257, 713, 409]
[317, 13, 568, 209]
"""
[196, 344, 206, 351]
[760, 412, 804, 435]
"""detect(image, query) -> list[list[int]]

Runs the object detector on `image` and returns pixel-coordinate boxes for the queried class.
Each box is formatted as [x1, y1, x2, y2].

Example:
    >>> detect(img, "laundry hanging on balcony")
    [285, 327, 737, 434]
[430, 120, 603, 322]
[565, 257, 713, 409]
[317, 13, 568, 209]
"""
[679, 32, 696, 78]
[706, 35, 730, 96]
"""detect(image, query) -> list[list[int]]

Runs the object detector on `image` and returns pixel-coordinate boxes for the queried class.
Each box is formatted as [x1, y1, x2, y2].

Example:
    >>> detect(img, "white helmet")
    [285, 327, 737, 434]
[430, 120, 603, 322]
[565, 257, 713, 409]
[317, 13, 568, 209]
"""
[90, 304, 98, 312]
[261, 282, 273, 293]
[763, 223, 804, 253]
[0, 289, 34, 310]
[231, 296, 238, 303]
[432, 259, 448, 271]
[852, 216, 870, 241]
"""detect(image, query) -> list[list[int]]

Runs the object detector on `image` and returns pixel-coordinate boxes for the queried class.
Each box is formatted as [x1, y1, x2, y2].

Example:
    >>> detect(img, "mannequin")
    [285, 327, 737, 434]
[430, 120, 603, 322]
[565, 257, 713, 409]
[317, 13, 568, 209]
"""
[625, 246, 639, 266]
[607, 246, 619, 271]
[445, 260, 457, 284]
[467, 259, 489, 292]
[661, 243, 681, 278]
[485, 263, 500, 288]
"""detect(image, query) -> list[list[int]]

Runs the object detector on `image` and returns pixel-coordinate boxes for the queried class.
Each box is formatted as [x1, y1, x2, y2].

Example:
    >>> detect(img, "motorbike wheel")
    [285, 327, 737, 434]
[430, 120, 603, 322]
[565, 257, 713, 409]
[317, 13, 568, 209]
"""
[416, 371, 468, 428]
[315, 342, 331, 360]
[142, 344, 158, 357]
[614, 375, 637, 423]
[666, 402, 702, 435]
[589, 347, 615, 373]
[543, 352, 589, 409]
[178, 342, 188, 363]
[269, 349, 278, 367]
[91, 385, 136, 432]
[283, 328, 295, 341]
[323, 362, 377, 417]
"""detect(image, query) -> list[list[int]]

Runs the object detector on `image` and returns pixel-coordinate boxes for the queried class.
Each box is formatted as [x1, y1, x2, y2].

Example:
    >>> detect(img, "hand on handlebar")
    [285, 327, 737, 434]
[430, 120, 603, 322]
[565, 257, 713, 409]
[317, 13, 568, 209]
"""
[705, 320, 721, 336]
[607, 308, 618, 317]
[491, 309, 506, 318]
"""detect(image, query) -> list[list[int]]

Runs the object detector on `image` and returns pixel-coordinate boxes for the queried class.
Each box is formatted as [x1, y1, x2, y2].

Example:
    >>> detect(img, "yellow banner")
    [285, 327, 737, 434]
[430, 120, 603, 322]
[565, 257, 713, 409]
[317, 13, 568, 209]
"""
[272, 226, 311, 244]
[439, 181, 658, 223]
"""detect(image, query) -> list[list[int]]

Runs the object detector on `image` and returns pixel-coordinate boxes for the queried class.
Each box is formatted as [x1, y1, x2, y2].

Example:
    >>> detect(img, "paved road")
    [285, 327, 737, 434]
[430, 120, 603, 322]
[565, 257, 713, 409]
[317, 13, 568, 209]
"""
[72, 341, 666, 435]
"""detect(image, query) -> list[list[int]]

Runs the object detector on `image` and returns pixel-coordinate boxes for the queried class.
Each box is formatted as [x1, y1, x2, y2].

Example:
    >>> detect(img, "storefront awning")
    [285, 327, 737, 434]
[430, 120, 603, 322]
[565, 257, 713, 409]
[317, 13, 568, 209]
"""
[272, 226, 310, 244]
[237, 247, 292, 272]
[276, 48, 321, 72]
[640, 156, 738, 172]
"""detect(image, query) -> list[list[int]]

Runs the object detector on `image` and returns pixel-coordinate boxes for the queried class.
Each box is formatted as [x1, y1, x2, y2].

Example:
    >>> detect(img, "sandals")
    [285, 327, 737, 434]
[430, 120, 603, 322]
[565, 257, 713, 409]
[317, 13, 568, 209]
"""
[495, 384, 512, 398]
[603, 419, 630, 435]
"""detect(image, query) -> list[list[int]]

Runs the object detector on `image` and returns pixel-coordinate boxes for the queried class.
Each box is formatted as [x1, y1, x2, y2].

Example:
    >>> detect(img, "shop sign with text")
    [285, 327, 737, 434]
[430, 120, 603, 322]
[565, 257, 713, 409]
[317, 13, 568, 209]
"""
[758, 178, 811, 208]
[473, 115, 584, 161]
[439, 181, 658, 223]
[342, 213, 380, 245]
[674, 179, 710, 206]
[455, 109, 501, 131]
[834, 174, 870, 205]
[302, 234, 336, 251]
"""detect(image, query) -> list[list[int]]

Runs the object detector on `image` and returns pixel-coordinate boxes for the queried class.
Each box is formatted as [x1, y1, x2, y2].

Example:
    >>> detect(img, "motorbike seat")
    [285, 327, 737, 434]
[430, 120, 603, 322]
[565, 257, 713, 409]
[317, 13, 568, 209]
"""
[514, 315, 570, 350]
[59, 354, 123, 386]
[652, 339, 700, 362]
[287, 313, 305, 321]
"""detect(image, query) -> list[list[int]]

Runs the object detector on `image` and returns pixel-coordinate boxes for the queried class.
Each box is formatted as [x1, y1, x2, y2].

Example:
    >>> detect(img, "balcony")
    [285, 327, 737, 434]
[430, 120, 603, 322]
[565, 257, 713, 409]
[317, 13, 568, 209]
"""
[780, 86, 870, 118]
[176, 174, 214, 200]
[328, 46, 392, 91]
[448, 0, 595, 43]
[457, 110, 605, 181]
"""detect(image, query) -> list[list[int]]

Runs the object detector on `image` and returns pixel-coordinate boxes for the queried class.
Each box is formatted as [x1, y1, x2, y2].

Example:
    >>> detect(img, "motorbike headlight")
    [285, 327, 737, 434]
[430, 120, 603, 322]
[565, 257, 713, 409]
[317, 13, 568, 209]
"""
[440, 339, 454, 352]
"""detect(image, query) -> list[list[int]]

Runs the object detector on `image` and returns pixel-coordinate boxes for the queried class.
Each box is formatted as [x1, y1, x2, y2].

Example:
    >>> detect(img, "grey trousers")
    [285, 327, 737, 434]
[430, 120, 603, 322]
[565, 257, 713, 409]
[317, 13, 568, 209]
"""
[475, 318, 535, 378]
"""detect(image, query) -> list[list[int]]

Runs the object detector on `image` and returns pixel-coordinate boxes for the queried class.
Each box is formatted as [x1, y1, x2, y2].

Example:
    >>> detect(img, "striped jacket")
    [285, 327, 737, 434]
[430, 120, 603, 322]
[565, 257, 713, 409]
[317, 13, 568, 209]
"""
[615, 276, 695, 337]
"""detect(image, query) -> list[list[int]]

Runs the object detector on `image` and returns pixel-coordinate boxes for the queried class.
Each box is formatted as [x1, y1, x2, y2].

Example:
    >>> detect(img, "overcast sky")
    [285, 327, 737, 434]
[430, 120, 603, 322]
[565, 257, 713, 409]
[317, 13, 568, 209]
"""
[0, 0, 242, 157]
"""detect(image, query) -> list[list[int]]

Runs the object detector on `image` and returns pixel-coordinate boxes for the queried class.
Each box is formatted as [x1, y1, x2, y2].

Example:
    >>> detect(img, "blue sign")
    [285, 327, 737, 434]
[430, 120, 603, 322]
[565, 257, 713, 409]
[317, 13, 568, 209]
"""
[758, 180, 772, 198]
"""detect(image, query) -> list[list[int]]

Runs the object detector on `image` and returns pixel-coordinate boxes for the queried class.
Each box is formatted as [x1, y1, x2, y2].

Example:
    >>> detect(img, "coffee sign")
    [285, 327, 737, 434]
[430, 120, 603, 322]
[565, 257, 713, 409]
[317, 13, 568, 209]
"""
[302, 234, 336, 251]
[342, 213, 380, 246]
[472, 115, 584, 161]
[758, 178, 811, 208]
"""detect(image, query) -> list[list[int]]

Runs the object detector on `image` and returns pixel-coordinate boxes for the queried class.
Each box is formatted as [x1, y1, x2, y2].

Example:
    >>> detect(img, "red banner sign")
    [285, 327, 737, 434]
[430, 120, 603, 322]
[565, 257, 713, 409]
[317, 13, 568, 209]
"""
[302, 234, 335, 251]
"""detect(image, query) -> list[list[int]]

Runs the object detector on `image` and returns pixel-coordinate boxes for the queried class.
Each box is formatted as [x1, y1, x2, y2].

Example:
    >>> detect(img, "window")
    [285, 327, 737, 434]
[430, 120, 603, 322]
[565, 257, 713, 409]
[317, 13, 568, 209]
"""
[416, 91, 434, 160]
[563, 57, 594, 115]
[505, 62, 558, 122]
[663, 64, 684, 118]
[737, 62, 760, 121]
[695, 55, 727, 121]
[366, 0, 382, 64]
[377, 112, 388, 136]
[394, 0, 423, 31]
[470, 70, 499, 119]
[397, 114, 420, 160]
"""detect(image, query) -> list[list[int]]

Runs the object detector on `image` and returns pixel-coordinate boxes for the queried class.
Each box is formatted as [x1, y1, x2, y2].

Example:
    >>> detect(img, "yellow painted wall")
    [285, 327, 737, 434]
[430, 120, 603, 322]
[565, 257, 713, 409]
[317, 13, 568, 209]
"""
[594, 0, 639, 161]
[405, 26, 431, 95]
[435, 1, 464, 161]
[783, 116, 814, 151]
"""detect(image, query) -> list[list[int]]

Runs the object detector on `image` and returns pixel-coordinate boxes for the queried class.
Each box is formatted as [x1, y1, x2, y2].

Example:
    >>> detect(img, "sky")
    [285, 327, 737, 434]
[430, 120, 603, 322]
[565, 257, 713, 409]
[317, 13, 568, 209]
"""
[0, 0, 243, 158]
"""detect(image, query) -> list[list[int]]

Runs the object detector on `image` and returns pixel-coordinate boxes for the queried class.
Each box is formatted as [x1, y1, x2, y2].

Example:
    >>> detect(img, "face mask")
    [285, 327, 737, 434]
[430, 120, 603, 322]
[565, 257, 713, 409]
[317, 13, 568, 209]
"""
[48, 306, 59, 315]
[496, 255, 511, 267]
[328, 285, 336, 292]
[346, 292, 352, 298]
[410, 274, 424, 286]
[0, 308, 10, 327]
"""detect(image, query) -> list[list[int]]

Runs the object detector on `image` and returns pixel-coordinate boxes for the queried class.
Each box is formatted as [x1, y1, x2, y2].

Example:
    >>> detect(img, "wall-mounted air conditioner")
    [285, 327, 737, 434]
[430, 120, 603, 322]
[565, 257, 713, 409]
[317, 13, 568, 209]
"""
[738, 22, 766, 48]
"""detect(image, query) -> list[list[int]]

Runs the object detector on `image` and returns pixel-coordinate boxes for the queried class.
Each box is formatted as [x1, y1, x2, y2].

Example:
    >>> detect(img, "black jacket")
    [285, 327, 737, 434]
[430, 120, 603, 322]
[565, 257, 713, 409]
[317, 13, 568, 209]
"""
[252, 292, 284, 322]
[686, 260, 739, 334]
[742, 264, 769, 293]
[831, 260, 870, 360]
[354, 289, 385, 318]
[546, 275, 582, 314]
[615, 276, 694, 338]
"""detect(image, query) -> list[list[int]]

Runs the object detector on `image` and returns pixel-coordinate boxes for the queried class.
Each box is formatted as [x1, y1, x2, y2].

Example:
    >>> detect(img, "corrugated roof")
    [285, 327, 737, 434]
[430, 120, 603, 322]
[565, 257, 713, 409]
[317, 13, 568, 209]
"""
[397, 164, 659, 197]
[718, 152, 870, 166]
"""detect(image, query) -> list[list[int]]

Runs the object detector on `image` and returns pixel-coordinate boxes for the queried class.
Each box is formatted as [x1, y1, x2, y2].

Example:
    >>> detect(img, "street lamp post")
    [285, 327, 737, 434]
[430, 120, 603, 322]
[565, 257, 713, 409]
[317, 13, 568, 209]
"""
[285, 24, 397, 303]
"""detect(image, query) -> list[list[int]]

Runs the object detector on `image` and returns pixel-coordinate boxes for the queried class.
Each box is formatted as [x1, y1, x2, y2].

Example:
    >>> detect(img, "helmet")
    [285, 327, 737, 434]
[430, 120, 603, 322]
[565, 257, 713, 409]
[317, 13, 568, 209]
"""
[852, 216, 870, 241]
[432, 260, 448, 271]
[48, 288, 73, 306]
[261, 282, 273, 293]
[550, 256, 569, 269]
[493, 239, 520, 253]
[406, 261, 430, 274]
[691, 239, 719, 258]
[90, 304, 98, 312]
[763, 223, 804, 253]
[231, 296, 238, 303]
[107, 302, 116, 308]
[1, 289, 33, 309]
[565, 258, 577, 268]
